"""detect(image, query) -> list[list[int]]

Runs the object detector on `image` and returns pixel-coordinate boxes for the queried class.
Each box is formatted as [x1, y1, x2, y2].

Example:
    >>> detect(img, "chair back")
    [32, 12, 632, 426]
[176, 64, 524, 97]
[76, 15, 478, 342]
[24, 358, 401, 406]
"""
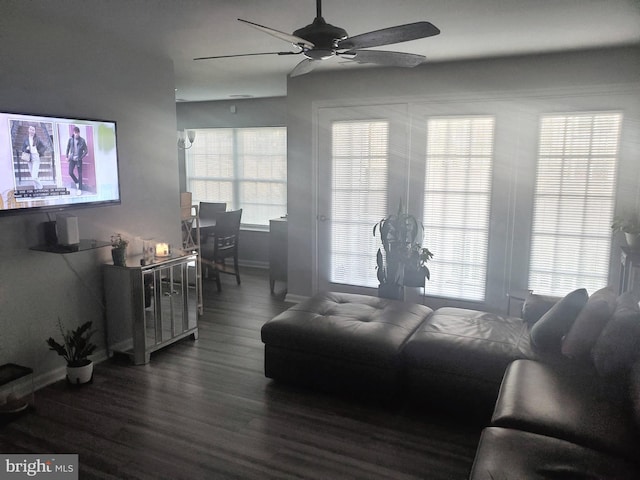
[199, 202, 226, 220]
[213, 209, 242, 259]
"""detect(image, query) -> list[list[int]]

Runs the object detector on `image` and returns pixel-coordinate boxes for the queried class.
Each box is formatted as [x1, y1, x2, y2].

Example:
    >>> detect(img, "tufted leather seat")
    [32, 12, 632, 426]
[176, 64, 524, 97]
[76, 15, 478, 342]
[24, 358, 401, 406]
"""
[491, 359, 639, 461]
[261, 292, 433, 396]
[402, 307, 538, 411]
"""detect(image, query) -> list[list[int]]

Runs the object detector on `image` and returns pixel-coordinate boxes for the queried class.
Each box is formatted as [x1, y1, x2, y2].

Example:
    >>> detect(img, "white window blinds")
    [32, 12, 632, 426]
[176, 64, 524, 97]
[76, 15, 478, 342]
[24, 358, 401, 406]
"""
[185, 127, 287, 226]
[423, 116, 495, 301]
[330, 120, 389, 287]
[529, 112, 622, 296]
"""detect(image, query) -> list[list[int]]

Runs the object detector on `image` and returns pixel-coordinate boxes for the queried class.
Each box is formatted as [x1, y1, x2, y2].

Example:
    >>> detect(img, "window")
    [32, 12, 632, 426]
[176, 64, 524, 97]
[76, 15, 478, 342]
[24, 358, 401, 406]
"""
[330, 120, 389, 287]
[529, 112, 622, 296]
[423, 116, 495, 301]
[185, 127, 287, 227]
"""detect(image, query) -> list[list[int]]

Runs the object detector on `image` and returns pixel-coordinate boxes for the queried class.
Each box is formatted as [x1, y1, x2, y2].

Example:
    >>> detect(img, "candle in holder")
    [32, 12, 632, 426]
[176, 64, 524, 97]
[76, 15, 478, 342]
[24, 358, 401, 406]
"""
[155, 242, 170, 257]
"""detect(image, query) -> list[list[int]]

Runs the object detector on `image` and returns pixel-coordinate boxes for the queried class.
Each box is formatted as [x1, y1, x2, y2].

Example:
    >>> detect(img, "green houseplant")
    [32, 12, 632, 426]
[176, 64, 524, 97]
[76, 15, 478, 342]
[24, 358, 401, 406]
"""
[611, 212, 640, 248]
[373, 199, 433, 300]
[46, 319, 97, 385]
[110, 233, 129, 266]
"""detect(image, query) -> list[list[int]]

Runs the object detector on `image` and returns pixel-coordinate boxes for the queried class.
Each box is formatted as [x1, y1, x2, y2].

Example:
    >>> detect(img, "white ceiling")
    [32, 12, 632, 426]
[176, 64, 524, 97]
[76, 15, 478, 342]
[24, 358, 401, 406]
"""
[11, 0, 640, 102]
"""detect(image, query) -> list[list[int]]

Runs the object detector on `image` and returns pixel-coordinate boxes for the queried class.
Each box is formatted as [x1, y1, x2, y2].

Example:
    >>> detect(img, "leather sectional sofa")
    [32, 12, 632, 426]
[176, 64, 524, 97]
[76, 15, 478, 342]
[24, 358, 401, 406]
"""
[261, 288, 640, 478]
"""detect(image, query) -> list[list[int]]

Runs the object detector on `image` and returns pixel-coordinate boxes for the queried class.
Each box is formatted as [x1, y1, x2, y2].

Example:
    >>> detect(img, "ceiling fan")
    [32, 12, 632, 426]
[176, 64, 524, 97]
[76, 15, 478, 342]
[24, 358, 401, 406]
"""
[194, 0, 440, 77]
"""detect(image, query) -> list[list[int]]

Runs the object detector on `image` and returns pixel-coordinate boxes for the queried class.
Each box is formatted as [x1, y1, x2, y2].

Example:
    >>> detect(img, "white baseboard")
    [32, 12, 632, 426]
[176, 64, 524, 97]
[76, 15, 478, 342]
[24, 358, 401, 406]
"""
[238, 260, 268, 269]
[284, 293, 308, 304]
[8, 349, 111, 401]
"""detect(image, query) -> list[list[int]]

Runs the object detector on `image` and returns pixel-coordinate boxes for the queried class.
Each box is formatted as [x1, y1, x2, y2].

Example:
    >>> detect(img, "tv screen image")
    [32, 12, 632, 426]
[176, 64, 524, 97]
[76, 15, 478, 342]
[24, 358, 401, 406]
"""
[0, 111, 121, 216]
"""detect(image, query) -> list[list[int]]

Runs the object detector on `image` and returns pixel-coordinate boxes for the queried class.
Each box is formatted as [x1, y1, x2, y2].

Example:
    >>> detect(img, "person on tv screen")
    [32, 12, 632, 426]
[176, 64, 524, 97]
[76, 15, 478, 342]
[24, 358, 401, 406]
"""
[21, 125, 46, 189]
[66, 126, 88, 195]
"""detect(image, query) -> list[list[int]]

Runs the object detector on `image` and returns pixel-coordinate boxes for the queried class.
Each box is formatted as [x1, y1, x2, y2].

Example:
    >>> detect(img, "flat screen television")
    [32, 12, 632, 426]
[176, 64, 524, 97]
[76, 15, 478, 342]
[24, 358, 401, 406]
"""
[0, 111, 121, 216]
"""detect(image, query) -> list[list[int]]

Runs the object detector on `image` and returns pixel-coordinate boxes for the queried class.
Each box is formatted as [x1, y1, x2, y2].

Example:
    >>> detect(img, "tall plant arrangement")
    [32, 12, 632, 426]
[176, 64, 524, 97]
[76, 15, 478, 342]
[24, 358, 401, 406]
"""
[373, 199, 433, 299]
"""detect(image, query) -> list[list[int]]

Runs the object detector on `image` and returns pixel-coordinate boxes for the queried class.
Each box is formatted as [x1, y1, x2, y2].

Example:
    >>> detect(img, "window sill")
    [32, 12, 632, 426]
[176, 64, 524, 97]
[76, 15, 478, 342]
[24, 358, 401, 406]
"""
[240, 224, 269, 233]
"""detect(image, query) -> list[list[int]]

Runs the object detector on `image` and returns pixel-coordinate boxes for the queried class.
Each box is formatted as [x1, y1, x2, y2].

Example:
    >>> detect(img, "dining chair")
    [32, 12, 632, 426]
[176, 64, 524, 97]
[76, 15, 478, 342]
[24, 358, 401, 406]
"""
[201, 208, 242, 292]
[199, 201, 226, 221]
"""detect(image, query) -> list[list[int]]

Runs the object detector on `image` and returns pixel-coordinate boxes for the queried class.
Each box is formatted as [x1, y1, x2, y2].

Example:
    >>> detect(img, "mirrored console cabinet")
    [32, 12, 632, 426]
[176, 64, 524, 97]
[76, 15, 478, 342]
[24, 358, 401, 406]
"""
[104, 253, 199, 365]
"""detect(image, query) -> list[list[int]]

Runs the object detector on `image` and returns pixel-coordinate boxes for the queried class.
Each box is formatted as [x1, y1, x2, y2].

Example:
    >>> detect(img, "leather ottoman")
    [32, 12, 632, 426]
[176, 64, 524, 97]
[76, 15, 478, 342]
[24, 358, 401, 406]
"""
[261, 292, 433, 396]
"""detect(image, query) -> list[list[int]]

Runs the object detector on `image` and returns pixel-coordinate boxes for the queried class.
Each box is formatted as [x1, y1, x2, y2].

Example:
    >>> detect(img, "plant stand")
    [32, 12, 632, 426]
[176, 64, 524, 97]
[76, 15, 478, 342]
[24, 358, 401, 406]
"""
[378, 283, 404, 300]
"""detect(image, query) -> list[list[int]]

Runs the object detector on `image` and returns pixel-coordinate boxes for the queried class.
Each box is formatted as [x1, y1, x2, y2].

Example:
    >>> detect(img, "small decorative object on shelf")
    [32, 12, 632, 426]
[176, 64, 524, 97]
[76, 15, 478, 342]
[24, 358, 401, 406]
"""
[155, 242, 171, 257]
[110, 233, 129, 266]
[142, 238, 155, 264]
[46, 319, 97, 385]
[611, 211, 640, 248]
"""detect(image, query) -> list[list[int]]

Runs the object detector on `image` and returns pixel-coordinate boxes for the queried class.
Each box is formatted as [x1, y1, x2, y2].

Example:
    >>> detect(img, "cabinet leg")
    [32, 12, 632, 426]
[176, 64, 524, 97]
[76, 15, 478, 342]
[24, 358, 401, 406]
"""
[133, 352, 151, 365]
[270, 279, 275, 294]
[191, 329, 199, 341]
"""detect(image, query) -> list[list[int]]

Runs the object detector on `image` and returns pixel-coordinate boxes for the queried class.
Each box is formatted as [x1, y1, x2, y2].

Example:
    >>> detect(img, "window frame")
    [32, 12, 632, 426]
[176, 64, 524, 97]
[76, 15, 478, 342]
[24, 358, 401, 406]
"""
[185, 126, 287, 229]
[527, 110, 623, 296]
[422, 114, 496, 302]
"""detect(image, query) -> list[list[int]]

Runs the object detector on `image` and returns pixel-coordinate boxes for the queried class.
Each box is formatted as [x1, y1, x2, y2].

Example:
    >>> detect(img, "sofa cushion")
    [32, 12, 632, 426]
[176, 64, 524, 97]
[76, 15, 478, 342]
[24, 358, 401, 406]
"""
[402, 307, 536, 413]
[491, 359, 638, 460]
[529, 288, 588, 353]
[469, 427, 640, 480]
[591, 290, 640, 377]
[561, 286, 617, 360]
[403, 308, 535, 383]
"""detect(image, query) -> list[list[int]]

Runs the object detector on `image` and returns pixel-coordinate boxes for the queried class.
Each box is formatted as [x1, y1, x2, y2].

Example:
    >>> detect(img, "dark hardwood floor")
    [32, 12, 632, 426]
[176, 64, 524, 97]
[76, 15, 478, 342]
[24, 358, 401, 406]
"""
[0, 268, 480, 479]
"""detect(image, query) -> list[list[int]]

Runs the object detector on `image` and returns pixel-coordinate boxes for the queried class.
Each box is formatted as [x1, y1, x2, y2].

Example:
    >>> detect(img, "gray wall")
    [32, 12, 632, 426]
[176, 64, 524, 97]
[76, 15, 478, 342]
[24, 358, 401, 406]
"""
[176, 97, 288, 267]
[176, 48, 640, 311]
[0, 12, 180, 387]
[286, 47, 640, 308]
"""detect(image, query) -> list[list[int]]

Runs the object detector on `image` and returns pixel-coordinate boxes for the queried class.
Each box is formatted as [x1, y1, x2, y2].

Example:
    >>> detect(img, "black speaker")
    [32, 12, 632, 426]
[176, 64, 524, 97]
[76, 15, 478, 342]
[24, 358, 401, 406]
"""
[44, 221, 57, 246]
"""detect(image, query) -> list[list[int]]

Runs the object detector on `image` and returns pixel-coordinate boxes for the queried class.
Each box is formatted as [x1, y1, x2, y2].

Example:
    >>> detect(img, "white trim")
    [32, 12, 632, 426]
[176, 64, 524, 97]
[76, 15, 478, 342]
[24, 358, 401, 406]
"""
[23, 349, 110, 399]
[310, 83, 640, 111]
[284, 293, 308, 304]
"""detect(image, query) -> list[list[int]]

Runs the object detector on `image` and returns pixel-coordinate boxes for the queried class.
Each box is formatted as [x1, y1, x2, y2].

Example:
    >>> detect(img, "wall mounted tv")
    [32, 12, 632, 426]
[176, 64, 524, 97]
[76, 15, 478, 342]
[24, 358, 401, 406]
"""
[0, 111, 121, 217]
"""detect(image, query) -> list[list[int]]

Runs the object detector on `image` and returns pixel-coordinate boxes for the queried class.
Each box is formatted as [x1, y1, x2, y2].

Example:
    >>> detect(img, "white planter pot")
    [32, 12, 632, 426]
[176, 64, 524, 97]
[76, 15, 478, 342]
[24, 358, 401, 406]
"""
[625, 232, 640, 248]
[66, 361, 93, 385]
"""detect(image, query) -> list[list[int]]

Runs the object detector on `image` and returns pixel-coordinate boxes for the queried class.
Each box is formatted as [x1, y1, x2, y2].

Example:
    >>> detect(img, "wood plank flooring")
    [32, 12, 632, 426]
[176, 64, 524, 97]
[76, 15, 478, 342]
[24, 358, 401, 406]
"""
[0, 268, 481, 479]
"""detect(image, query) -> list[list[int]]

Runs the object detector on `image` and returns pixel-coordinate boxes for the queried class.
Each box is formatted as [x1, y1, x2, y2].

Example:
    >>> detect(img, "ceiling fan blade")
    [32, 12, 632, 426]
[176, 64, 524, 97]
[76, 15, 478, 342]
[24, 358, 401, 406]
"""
[289, 59, 318, 77]
[338, 21, 440, 50]
[194, 51, 301, 61]
[238, 19, 315, 49]
[343, 50, 427, 67]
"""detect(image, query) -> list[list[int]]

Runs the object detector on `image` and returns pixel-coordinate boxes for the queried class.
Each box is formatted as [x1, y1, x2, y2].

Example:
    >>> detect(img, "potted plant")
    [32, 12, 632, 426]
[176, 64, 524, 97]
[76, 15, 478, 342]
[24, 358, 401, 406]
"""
[373, 199, 433, 300]
[611, 212, 640, 248]
[403, 245, 434, 287]
[111, 233, 128, 266]
[46, 319, 97, 385]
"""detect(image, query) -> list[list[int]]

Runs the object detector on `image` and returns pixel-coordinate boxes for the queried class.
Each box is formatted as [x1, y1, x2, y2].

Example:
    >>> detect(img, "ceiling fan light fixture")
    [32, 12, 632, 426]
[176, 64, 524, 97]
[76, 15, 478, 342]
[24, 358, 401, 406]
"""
[196, 0, 439, 78]
[304, 49, 335, 61]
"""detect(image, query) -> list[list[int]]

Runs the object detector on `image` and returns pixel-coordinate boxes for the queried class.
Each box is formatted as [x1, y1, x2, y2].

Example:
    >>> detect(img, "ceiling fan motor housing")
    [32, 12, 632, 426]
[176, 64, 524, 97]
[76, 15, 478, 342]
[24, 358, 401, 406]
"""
[293, 17, 347, 60]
